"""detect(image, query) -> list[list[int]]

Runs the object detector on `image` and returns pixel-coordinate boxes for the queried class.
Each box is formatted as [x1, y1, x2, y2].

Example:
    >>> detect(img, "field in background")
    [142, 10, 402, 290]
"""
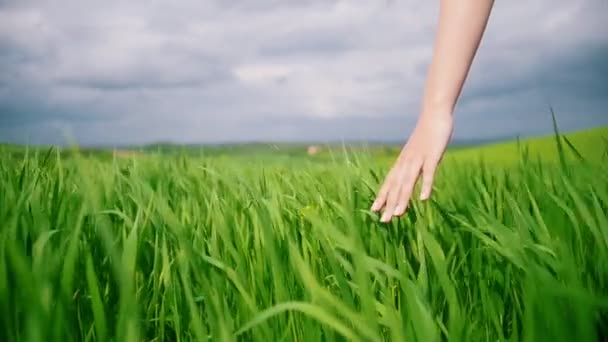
[445, 125, 608, 165]
[0, 126, 607, 341]
[3, 125, 607, 166]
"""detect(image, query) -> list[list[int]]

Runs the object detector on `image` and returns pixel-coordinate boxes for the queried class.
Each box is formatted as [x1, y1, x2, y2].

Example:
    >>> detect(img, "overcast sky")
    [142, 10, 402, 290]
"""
[0, 0, 607, 146]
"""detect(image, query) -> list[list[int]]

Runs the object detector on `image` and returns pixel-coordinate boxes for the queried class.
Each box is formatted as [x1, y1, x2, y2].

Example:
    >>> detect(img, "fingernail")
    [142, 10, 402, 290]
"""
[420, 189, 430, 200]
[393, 205, 404, 216]
[381, 212, 391, 222]
[371, 201, 379, 211]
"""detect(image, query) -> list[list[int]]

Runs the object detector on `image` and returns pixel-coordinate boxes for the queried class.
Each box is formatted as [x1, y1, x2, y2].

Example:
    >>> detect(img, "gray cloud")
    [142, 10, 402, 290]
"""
[55, 59, 232, 91]
[0, 0, 606, 146]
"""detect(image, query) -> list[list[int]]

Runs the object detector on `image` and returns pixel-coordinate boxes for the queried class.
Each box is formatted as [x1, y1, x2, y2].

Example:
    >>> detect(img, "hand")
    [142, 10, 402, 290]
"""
[371, 113, 454, 223]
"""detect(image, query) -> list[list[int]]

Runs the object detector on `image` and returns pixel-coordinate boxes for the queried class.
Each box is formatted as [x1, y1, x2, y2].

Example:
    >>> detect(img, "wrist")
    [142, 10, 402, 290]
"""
[420, 90, 457, 117]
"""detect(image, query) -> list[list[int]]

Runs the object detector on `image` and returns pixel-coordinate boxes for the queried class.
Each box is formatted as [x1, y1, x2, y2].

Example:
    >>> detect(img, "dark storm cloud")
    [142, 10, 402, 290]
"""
[454, 42, 608, 139]
[464, 45, 608, 101]
[0, 0, 607, 145]
[0, 82, 125, 127]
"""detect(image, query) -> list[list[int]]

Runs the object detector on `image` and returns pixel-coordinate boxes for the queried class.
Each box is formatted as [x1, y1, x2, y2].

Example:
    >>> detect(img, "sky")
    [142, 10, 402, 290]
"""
[0, 0, 607, 146]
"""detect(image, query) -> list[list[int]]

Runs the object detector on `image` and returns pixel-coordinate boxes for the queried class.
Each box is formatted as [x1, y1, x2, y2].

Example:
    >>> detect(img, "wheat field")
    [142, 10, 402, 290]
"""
[1, 127, 607, 341]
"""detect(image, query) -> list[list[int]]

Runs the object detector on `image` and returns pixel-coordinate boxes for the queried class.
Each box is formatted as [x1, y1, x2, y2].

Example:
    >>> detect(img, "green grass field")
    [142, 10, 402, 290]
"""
[445, 125, 608, 166]
[1, 126, 607, 341]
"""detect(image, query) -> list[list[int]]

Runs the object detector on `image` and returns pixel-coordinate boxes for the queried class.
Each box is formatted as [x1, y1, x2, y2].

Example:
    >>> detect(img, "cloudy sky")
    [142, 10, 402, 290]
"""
[0, 0, 607, 146]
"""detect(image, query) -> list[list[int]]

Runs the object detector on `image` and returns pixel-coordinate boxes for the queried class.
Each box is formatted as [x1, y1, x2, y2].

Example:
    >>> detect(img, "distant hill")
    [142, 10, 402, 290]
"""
[446, 125, 608, 164]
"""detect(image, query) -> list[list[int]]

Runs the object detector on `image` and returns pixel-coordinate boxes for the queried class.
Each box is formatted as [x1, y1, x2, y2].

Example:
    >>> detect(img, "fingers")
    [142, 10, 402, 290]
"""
[380, 174, 402, 222]
[381, 159, 422, 222]
[373, 155, 441, 223]
[371, 168, 396, 212]
[420, 159, 439, 200]
[372, 151, 413, 213]
[393, 164, 421, 216]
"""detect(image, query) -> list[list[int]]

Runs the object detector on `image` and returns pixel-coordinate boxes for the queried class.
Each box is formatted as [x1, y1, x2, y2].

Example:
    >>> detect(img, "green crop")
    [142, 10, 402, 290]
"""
[0, 127, 607, 341]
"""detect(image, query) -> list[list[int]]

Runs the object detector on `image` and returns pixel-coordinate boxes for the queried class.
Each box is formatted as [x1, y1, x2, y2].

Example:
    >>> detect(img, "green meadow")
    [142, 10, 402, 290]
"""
[446, 125, 608, 165]
[1, 125, 607, 341]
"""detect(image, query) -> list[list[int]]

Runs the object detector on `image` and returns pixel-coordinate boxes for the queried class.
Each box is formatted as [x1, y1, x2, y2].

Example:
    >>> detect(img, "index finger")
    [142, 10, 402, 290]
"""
[371, 169, 396, 212]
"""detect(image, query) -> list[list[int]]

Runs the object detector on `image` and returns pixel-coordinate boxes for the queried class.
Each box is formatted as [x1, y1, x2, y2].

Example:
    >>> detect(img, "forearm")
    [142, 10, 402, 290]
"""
[421, 0, 494, 116]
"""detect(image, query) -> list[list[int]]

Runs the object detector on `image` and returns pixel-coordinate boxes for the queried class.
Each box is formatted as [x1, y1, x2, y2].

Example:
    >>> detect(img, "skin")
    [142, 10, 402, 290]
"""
[371, 0, 495, 222]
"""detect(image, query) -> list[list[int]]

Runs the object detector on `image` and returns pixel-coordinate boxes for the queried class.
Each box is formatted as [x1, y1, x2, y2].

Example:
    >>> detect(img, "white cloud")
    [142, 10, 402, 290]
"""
[0, 0, 606, 144]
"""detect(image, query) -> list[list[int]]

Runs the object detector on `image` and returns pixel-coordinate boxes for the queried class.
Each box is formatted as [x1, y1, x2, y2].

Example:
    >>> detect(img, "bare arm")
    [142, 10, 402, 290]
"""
[371, 0, 494, 223]
[422, 0, 495, 116]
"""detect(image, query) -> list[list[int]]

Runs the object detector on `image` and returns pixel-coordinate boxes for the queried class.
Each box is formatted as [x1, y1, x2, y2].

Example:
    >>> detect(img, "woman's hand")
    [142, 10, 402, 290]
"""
[369, 0, 494, 223]
[371, 113, 454, 222]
